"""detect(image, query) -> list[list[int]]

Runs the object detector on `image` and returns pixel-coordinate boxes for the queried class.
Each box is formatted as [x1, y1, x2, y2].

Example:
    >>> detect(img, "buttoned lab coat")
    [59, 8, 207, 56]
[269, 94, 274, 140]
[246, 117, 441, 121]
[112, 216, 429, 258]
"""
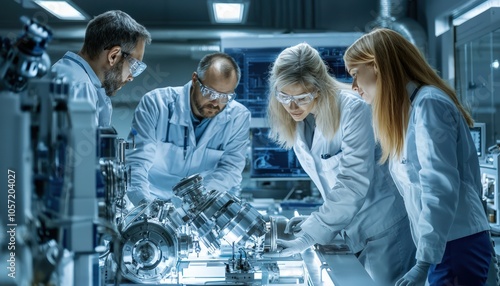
[389, 83, 490, 264]
[126, 81, 251, 205]
[52, 52, 112, 127]
[296, 90, 408, 253]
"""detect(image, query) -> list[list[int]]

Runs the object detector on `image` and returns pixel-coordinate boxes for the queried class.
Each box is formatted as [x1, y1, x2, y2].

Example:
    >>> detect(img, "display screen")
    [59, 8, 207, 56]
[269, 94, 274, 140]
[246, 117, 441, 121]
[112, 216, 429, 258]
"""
[250, 128, 308, 180]
[470, 127, 483, 157]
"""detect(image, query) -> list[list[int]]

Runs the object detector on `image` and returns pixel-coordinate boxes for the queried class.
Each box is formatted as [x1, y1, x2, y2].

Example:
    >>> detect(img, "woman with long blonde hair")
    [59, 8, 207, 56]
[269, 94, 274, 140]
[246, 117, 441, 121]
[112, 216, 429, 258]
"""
[344, 28, 492, 286]
[267, 42, 415, 286]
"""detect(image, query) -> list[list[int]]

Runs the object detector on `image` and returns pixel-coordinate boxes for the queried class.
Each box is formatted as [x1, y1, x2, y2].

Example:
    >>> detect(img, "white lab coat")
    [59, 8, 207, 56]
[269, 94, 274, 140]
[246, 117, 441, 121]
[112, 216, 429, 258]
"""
[126, 81, 251, 205]
[389, 82, 490, 264]
[297, 90, 408, 253]
[52, 51, 112, 127]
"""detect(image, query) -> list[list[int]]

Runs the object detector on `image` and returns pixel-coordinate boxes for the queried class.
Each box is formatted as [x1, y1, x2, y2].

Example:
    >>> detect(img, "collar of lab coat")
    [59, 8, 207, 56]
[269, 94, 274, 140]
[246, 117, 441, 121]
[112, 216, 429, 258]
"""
[406, 81, 420, 103]
[295, 119, 324, 155]
[63, 51, 102, 89]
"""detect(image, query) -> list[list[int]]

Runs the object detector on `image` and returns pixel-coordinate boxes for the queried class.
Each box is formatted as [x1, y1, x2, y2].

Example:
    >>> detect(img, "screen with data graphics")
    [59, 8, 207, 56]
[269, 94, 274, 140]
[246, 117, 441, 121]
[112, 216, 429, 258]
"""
[470, 123, 486, 159]
[250, 128, 308, 180]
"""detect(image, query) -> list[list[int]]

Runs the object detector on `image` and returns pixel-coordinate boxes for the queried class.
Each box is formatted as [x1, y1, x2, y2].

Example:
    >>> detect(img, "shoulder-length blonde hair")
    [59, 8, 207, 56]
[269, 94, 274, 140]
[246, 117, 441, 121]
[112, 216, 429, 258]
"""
[267, 42, 346, 149]
[343, 28, 473, 163]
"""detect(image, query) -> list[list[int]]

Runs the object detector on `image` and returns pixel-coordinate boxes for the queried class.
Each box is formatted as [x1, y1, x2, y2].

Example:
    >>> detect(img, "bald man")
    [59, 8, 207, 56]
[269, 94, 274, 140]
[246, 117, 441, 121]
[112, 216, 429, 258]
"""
[126, 52, 250, 205]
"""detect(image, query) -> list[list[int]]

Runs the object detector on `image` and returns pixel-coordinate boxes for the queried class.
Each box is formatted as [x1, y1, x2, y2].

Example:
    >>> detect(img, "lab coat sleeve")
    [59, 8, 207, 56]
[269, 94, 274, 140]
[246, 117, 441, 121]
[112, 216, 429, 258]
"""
[300, 101, 374, 245]
[126, 92, 161, 205]
[203, 108, 251, 192]
[413, 96, 460, 264]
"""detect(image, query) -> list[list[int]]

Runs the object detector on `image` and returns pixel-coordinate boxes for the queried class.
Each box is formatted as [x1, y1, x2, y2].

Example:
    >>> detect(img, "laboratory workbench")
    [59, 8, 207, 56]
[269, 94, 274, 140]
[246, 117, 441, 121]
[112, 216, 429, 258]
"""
[250, 197, 379, 286]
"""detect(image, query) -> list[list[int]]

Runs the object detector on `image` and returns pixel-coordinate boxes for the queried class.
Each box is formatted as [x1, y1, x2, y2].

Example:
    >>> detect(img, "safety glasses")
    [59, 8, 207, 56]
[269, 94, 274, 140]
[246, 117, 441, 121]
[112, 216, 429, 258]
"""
[276, 91, 316, 106]
[198, 77, 236, 104]
[122, 51, 147, 77]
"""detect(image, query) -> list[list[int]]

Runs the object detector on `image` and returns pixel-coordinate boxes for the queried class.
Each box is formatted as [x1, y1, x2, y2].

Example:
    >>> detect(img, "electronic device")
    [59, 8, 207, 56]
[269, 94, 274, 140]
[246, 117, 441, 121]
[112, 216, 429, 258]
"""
[470, 122, 486, 162]
[472, 122, 500, 233]
[250, 128, 308, 180]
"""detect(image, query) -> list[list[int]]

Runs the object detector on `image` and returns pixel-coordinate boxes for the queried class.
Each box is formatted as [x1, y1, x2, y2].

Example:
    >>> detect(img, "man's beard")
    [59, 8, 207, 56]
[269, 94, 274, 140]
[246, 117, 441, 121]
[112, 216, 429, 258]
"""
[103, 60, 125, 96]
[194, 100, 221, 119]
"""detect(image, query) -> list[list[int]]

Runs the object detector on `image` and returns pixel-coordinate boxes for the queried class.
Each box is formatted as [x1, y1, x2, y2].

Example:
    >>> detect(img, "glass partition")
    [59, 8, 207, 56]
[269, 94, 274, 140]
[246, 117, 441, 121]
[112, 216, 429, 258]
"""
[456, 22, 500, 148]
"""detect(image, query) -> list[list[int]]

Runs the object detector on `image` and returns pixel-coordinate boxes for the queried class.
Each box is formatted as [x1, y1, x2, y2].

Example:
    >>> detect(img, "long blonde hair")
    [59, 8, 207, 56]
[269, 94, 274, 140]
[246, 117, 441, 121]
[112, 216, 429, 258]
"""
[267, 43, 346, 149]
[343, 28, 473, 163]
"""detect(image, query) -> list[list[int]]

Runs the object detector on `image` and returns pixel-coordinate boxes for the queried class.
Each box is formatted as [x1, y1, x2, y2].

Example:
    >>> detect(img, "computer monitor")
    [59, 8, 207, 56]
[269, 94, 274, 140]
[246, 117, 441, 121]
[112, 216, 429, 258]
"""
[225, 46, 352, 118]
[250, 128, 309, 180]
[470, 122, 486, 161]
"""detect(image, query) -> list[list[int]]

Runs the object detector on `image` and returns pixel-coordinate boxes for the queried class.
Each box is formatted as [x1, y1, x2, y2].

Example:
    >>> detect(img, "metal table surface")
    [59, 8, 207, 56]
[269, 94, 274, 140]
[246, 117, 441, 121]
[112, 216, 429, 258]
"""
[250, 198, 379, 286]
[301, 245, 378, 286]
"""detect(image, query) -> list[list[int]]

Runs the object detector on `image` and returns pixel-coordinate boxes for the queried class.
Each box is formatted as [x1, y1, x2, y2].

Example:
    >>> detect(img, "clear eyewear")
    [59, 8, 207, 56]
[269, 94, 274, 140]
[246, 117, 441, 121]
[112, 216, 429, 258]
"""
[276, 91, 315, 106]
[198, 78, 236, 104]
[122, 51, 147, 77]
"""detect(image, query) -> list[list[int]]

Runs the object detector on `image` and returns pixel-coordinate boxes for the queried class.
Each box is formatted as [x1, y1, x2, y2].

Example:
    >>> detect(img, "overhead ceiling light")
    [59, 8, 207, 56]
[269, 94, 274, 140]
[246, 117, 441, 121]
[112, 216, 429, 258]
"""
[492, 59, 500, 69]
[208, 0, 250, 24]
[453, 0, 500, 26]
[33, 0, 88, 20]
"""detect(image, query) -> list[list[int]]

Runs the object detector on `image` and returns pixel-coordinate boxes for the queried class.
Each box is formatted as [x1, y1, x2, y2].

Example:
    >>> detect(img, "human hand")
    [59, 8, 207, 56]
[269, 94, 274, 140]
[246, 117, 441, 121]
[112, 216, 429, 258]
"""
[263, 233, 315, 258]
[395, 261, 430, 286]
[284, 216, 309, 234]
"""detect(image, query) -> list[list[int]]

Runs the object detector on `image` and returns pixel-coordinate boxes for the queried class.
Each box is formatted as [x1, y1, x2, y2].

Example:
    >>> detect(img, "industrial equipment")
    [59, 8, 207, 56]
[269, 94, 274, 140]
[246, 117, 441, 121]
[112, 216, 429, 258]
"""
[0, 16, 54, 286]
[0, 17, 129, 286]
[101, 173, 315, 285]
[482, 149, 500, 233]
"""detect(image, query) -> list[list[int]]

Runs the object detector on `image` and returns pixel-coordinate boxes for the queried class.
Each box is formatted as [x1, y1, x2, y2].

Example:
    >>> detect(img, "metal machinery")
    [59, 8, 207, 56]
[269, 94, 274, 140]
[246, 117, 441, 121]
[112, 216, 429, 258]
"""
[101, 173, 314, 285]
[472, 123, 500, 233]
[0, 16, 51, 286]
[0, 17, 129, 285]
[482, 150, 500, 233]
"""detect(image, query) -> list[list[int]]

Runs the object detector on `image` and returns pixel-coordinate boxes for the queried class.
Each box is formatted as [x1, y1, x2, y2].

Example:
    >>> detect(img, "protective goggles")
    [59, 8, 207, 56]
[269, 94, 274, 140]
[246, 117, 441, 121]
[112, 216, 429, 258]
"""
[122, 51, 147, 77]
[198, 78, 236, 104]
[276, 91, 316, 106]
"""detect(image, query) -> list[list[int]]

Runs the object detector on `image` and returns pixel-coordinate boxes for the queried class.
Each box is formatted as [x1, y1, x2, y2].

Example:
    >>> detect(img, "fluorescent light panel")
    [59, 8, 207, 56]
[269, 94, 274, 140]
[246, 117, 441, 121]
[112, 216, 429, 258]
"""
[213, 3, 244, 23]
[453, 0, 500, 26]
[208, 0, 249, 24]
[34, 0, 87, 20]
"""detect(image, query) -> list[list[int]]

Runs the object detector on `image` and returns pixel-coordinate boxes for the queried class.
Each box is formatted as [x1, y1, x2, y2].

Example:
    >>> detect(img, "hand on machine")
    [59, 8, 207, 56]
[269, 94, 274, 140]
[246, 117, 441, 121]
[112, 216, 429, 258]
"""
[274, 233, 315, 257]
[284, 215, 309, 234]
[263, 215, 315, 258]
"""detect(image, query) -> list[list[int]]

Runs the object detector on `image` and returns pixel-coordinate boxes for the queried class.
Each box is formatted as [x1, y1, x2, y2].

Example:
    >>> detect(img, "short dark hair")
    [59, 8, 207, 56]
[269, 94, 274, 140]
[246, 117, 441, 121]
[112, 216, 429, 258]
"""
[81, 10, 151, 60]
[197, 52, 241, 85]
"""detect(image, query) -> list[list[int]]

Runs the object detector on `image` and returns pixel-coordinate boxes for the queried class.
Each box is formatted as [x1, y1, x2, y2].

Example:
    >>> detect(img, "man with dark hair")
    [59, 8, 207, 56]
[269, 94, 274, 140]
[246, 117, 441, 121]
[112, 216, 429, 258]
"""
[126, 52, 250, 205]
[52, 10, 151, 127]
